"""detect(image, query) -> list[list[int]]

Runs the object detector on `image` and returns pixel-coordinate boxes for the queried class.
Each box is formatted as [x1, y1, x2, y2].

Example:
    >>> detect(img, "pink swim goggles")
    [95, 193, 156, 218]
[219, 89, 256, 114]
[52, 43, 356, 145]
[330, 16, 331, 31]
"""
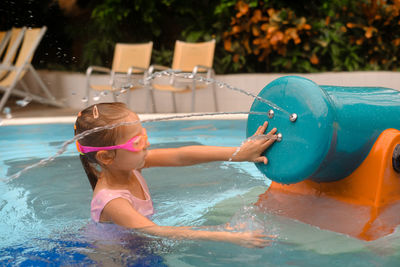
[76, 128, 148, 155]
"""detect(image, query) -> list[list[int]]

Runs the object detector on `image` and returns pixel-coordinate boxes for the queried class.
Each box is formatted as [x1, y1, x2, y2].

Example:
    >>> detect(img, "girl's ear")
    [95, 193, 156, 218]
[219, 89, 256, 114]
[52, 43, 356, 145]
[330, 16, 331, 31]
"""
[96, 150, 115, 165]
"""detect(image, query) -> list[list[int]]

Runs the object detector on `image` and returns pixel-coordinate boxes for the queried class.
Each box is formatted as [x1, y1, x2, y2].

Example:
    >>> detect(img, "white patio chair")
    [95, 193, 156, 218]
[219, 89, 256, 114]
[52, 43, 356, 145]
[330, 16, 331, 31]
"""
[150, 39, 218, 113]
[85, 42, 154, 112]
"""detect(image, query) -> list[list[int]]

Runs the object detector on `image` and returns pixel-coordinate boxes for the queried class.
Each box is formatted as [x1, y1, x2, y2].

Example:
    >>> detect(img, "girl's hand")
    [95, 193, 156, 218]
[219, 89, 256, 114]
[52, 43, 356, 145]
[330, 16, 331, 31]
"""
[225, 230, 275, 248]
[233, 121, 277, 164]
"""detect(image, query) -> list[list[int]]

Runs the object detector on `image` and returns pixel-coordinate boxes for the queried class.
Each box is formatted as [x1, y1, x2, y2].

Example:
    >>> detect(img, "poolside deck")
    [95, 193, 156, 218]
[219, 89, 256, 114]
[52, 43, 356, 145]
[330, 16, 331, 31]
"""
[3, 96, 80, 118]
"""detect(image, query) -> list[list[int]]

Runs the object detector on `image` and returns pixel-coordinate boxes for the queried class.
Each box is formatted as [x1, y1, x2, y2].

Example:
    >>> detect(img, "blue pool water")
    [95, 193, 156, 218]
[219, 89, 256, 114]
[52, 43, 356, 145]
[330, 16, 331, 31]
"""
[0, 119, 400, 266]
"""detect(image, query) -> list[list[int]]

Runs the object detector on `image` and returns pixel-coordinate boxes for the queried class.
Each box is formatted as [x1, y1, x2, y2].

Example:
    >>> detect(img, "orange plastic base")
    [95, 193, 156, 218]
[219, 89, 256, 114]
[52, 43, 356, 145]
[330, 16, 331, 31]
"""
[256, 128, 400, 241]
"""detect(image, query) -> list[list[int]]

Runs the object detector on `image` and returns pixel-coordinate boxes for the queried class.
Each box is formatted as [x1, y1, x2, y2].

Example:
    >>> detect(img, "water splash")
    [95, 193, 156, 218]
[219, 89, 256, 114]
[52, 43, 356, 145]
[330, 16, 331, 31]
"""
[228, 133, 279, 162]
[86, 70, 291, 115]
[2, 111, 271, 182]
[16, 97, 32, 107]
[145, 70, 291, 115]
[2, 107, 12, 119]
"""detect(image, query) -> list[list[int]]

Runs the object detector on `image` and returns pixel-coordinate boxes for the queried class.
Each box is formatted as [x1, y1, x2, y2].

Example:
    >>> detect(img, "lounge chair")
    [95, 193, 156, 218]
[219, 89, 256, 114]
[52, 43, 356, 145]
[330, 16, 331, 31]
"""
[0, 30, 11, 59]
[150, 39, 218, 113]
[0, 26, 65, 112]
[85, 41, 154, 111]
[0, 27, 26, 80]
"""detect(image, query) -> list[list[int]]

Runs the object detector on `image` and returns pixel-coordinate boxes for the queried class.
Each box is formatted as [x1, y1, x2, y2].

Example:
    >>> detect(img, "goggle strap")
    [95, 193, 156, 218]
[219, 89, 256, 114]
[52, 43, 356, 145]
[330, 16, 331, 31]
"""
[76, 140, 86, 155]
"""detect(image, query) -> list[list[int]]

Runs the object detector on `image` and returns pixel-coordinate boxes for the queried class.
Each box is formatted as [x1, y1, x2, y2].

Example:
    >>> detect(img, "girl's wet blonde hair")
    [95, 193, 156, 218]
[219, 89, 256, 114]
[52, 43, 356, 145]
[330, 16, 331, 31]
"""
[74, 102, 132, 190]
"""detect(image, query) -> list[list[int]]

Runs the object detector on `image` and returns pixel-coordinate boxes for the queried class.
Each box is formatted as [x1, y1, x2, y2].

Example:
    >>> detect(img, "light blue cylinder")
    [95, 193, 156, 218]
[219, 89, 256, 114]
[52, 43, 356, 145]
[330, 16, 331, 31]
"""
[247, 76, 400, 184]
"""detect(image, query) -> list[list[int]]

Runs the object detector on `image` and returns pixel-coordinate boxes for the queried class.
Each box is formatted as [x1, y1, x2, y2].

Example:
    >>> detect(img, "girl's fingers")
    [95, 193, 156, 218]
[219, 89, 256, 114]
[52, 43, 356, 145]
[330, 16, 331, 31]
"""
[255, 125, 262, 135]
[253, 233, 268, 238]
[255, 121, 269, 135]
[268, 128, 277, 135]
[261, 128, 278, 145]
[254, 156, 268, 164]
[262, 139, 276, 150]
[258, 127, 262, 135]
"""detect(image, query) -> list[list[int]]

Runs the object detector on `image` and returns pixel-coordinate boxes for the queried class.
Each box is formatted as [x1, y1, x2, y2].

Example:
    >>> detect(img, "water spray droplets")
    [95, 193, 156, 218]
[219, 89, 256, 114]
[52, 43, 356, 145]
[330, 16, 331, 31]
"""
[196, 76, 205, 82]
[143, 70, 292, 116]
[205, 79, 213, 85]
[2, 107, 12, 119]
[228, 133, 279, 162]
[16, 97, 32, 107]
[119, 87, 128, 94]
[92, 94, 100, 102]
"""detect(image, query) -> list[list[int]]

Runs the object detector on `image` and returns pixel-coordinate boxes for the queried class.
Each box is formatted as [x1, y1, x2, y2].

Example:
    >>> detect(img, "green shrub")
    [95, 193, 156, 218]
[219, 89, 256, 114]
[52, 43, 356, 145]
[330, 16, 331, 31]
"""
[2, 0, 399, 73]
[221, 0, 400, 73]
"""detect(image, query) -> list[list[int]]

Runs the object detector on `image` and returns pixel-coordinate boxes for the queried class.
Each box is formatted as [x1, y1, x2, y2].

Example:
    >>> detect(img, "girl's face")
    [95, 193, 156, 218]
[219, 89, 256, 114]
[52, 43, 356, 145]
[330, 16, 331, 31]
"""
[110, 112, 150, 171]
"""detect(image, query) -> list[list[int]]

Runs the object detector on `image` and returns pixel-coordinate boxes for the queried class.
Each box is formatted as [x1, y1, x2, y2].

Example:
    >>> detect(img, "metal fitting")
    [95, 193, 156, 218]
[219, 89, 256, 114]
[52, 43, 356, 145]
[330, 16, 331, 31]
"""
[268, 109, 274, 119]
[289, 113, 297, 122]
[276, 133, 282, 142]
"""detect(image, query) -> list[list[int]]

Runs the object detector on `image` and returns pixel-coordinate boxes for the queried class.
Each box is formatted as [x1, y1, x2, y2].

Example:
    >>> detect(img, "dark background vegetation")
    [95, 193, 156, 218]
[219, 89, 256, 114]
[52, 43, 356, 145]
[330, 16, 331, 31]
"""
[0, 0, 399, 73]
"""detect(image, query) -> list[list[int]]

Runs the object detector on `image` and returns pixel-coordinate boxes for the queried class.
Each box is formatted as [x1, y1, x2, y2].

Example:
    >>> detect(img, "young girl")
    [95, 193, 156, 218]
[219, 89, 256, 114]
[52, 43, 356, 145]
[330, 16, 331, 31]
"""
[74, 102, 277, 248]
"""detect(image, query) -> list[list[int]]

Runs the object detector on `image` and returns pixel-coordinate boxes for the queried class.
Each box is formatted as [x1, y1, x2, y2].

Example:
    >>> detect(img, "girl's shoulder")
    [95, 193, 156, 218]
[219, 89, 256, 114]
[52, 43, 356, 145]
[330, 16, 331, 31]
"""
[93, 187, 131, 200]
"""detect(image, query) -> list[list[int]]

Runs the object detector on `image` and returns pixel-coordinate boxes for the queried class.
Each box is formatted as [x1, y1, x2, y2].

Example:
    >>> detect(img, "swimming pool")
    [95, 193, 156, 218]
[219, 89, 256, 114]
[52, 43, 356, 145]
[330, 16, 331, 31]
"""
[1, 118, 400, 266]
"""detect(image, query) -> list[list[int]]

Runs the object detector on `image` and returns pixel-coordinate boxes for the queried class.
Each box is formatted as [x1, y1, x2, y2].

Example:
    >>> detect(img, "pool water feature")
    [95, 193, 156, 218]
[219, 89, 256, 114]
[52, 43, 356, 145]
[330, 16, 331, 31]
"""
[1, 119, 400, 266]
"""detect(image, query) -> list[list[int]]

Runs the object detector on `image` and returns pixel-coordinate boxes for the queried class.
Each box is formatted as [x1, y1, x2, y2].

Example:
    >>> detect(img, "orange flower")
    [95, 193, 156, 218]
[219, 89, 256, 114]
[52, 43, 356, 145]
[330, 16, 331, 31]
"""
[346, 22, 357, 28]
[224, 39, 232, 52]
[325, 16, 331, 25]
[310, 54, 319, 65]
[244, 38, 252, 53]
[267, 8, 276, 17]
[392, 38, 400, 46]
[251, 9, 262, 23]
[233, 54, 240, 63]
[260, 23, 269, 31]
[232, 25, 241, 34]
[266, 25, 278, 35]
[252, 25, 260, 36]
[236, 1, 249, 18]
[285, 28, 301, 44]
[270, 31, 284, 45]
[364, 26, 376, 38]
[253, 38, 262, 45]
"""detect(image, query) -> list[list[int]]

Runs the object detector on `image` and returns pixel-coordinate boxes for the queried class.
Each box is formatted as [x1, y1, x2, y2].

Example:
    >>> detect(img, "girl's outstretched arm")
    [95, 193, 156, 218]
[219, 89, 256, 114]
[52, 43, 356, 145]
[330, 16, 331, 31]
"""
[144, 121, 277, 167]
[102, 197, 273, 248]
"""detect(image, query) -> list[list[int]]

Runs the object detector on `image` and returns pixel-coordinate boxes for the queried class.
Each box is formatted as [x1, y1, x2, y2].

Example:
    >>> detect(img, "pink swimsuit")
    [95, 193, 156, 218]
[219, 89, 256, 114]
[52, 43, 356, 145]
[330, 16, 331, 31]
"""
[91, 170, 154, 222]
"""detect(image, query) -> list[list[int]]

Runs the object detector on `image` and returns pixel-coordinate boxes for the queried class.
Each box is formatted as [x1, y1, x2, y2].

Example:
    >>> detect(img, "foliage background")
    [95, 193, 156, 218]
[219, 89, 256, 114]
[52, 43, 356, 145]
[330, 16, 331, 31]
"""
[0, 0, 399, 73]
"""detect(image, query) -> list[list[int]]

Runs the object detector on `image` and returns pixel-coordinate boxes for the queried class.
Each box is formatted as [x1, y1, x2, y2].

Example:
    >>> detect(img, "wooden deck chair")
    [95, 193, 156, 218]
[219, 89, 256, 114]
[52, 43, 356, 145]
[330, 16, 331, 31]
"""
[0, 27, 26, 80]
[0, 26, 65, 112]
[85, 41, 154, 111]
[150, 39, 218, 113]
[0, 30, 12, 59]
